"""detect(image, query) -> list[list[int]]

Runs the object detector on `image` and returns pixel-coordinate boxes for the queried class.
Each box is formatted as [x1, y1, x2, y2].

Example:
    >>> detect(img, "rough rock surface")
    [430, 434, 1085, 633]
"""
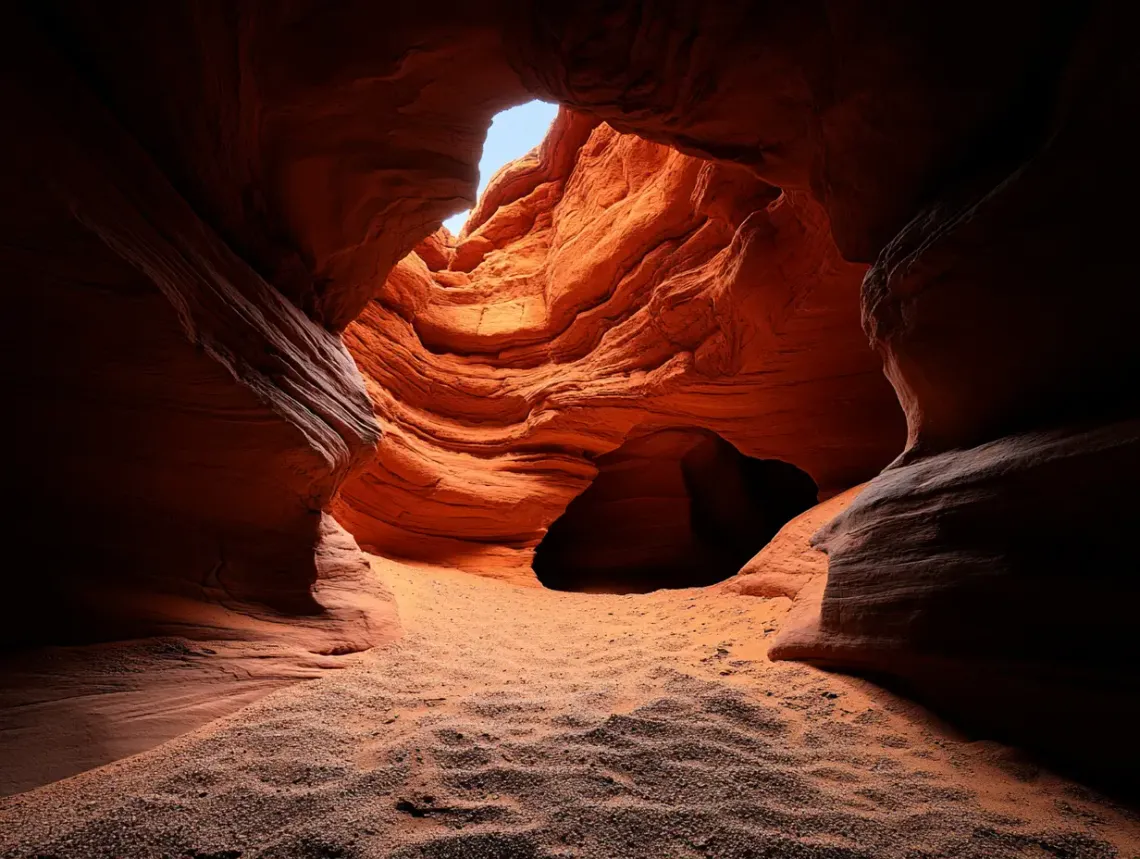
[333, 117, 904, 583]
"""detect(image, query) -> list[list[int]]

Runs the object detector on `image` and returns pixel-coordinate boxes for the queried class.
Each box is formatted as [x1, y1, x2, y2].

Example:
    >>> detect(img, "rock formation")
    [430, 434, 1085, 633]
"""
[771, 423, 1140, 786]
[3, 0, 1138, 794]
[718, 485, 866, 603]
[762, 1, 1140, 787]
[3, 11, 398, 651]
[333, 118, 903, 584]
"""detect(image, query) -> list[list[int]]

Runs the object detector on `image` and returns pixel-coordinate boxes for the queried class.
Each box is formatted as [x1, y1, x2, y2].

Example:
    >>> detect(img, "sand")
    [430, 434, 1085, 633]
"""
[2, 557, 1138, 858]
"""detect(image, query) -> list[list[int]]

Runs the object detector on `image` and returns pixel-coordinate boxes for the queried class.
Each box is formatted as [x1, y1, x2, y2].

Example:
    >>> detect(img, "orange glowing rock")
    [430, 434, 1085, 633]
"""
[333, 113, 905, 584]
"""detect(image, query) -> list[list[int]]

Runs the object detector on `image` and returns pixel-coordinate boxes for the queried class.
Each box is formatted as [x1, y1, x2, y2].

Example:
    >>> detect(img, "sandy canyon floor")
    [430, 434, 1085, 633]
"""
[2, 559, 1138, 858]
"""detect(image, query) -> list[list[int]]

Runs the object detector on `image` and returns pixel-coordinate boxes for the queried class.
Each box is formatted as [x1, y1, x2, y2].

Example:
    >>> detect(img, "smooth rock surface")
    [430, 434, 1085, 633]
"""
[718, 485, 866, 601]
[771, 420, 1140, 788]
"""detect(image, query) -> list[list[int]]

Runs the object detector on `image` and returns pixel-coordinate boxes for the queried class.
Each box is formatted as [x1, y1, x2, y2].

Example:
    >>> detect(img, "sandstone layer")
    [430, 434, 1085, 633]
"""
[334, 117, 904, 583]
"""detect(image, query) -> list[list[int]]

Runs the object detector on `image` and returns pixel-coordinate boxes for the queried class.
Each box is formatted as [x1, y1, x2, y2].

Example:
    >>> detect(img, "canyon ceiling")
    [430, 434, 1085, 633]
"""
[2, 0, 1137, 793]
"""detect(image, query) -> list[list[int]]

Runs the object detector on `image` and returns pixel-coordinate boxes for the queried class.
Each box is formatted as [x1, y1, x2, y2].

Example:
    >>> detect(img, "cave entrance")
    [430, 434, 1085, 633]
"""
[533, 429, 819, 594]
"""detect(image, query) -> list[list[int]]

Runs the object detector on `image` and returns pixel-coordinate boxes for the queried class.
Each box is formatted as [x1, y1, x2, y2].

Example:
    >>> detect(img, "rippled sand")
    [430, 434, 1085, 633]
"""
[2, 558, 1137, 858]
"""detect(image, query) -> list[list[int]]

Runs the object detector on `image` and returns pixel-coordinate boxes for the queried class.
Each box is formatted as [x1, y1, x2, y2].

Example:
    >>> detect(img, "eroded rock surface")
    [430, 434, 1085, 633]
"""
[718, 486, 866, 602]
[764, 2, 1140, 788]
[333, 117, 903, 583]
[771, 420, 1140, 787]
[3, 17, 397, 650]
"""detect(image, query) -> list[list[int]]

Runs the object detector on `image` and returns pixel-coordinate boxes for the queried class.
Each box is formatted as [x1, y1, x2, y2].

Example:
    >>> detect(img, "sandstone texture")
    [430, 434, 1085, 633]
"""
[334, 118, 903, 583]
[767, 2, 1140, 787]
[771, 421, 1140, 785]
[3, 14, 397, 651]
[718, 485, 866, 602]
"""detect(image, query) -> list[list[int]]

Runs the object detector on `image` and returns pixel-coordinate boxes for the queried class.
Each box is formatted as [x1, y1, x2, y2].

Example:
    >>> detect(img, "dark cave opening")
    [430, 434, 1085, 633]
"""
[533, 428, 819, 594]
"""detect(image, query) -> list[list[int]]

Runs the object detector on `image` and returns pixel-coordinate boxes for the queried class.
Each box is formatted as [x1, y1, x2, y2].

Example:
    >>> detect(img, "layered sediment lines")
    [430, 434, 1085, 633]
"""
[3, 15, 397, 650]
[333, 116, 905, 583]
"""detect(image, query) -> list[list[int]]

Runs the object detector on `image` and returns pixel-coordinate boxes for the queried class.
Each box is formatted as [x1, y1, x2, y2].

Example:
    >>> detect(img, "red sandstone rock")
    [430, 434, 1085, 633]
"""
[770, 421, 1140, 787]
[333, 115, 904, 584]
[2, 14, 396, 650]
[414, 230, 457, 273]
[31, 3, 530, 331]
[860, 3, 1140, 456]
[764, 2, 1140, 789]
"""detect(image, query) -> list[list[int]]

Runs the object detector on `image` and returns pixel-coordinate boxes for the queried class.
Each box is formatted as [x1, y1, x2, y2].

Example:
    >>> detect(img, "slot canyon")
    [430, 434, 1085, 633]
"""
[1, 2, 1138, 857]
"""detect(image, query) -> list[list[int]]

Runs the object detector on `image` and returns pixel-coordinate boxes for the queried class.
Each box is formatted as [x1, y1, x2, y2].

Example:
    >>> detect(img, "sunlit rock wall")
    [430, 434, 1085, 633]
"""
[333, 114, 904, 583]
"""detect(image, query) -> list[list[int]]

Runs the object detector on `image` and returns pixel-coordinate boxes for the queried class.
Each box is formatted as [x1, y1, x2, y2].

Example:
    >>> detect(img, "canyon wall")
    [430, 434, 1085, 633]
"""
[766, 1, 1140, 786]
[0, 5, 464, 647]
[333, 116, 904, 583]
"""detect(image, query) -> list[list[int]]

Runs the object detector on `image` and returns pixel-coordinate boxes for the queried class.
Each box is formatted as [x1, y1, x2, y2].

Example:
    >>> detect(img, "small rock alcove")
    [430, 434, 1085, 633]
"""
[533, 429, 819, 593]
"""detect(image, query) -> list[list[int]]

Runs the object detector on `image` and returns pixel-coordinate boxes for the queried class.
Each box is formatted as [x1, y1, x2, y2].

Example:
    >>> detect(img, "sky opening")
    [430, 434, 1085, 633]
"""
[442, 100, 559, 235]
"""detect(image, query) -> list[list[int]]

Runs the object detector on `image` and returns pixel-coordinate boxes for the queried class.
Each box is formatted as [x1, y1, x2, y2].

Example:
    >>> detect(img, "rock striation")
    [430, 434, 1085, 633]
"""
[333, 116, 904, 584]
[2, 9, 400, 650]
